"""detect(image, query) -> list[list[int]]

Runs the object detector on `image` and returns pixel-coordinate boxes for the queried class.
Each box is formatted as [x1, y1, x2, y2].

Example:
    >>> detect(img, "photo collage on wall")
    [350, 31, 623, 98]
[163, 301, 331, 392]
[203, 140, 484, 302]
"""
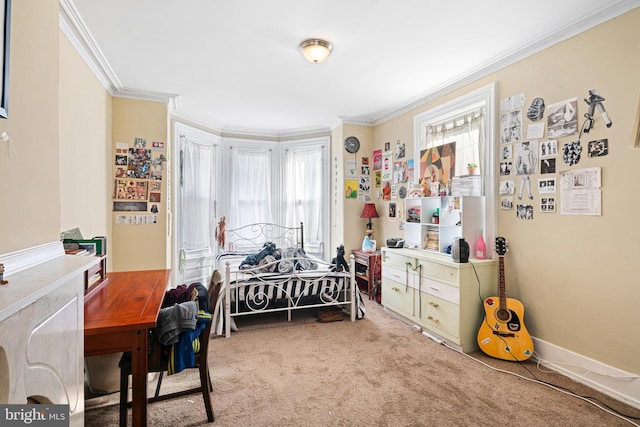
[345, 140, 411, 230]
[499, 90, 609, 219]
[113, 137, 167, 225]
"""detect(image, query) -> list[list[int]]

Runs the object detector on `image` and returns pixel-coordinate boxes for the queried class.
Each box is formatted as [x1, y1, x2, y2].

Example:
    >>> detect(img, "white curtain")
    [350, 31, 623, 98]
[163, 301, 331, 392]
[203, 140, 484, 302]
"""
[181, 137, 216, 251]
[284, 146, 323, 248]
[425, 107, 485, 178]
[228, 147, 274, 230]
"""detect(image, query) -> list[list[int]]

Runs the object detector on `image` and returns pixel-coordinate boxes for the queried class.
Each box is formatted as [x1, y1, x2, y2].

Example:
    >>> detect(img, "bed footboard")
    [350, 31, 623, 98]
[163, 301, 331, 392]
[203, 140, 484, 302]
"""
[222, 255, 359, 337]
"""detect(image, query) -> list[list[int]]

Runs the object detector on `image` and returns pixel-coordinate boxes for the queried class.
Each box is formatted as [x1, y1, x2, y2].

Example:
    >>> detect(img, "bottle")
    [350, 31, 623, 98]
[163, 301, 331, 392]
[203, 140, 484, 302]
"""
[432, 208, 439, 224]
[475, 229, 486, 259]
[362, 235, 373, 252]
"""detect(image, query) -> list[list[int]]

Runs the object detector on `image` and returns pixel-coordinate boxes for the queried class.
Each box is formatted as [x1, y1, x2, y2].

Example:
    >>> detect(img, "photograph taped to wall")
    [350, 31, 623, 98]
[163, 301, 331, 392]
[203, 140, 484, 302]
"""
[499, 180, 515, 195]
[516, 204, 533, 220]
[128, 148, 152, 179]
[538, 178, 556, 194]
[547, 97, 578, 138]
[514, 140, 538, 175]
[539, 140, 557, 158]
[115, 142, 128, 154]
[540, 158, 556, 174]
[500, 161, 512, 176]
[540, 197, 556, 213]
[500, 109, 522, 143]
[501, 196, 514, 210]
[113, 201, 148, 212]
[501, 144, 512, 160]
[587, 138, 608, 157]
[115, 179, 148, 200]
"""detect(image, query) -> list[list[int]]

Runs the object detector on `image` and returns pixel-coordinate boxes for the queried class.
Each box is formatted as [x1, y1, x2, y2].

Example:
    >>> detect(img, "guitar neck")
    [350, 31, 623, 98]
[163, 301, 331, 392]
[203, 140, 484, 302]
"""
[498, 255, 507, 310]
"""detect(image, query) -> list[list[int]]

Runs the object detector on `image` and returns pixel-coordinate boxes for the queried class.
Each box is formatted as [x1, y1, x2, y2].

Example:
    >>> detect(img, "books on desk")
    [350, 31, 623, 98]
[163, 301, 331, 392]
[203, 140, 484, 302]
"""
[63, 236, 107, 256]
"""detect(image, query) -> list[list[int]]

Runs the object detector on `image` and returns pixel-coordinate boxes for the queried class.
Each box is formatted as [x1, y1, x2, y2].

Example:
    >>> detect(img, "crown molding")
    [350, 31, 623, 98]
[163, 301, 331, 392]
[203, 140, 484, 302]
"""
[61, 0, 637, 135]
[59, 0, 122, 94]
[113, 88, 179, 104]
[368, 0, 638, 126]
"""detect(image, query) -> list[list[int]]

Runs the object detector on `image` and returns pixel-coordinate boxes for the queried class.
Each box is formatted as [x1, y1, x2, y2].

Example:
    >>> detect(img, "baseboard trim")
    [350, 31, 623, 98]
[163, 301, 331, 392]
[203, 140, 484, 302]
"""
[532, 337, 640, 410]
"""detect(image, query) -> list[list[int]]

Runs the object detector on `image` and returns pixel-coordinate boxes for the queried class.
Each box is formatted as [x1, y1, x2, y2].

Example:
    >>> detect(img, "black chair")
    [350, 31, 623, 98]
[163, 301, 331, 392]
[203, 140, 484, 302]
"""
[119, 271, 223, 426]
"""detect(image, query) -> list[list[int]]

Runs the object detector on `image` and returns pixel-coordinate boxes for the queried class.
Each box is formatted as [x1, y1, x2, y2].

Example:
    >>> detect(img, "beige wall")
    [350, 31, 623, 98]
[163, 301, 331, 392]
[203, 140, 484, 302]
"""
[367, 9, 640, 373]
[331, 124, 374, 256]
[0, 1, 61, 253]
[111, 98, 169, 272]
[59, 32, 112, 270]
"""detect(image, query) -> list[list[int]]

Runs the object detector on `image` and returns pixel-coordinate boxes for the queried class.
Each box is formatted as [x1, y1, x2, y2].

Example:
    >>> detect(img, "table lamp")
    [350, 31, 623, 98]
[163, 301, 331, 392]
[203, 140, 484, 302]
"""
[360, 203, 379, 238]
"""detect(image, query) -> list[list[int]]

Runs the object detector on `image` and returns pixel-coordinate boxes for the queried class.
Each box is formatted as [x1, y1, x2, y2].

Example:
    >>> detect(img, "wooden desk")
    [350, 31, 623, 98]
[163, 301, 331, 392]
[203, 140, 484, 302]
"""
[84, 269, 171, 427]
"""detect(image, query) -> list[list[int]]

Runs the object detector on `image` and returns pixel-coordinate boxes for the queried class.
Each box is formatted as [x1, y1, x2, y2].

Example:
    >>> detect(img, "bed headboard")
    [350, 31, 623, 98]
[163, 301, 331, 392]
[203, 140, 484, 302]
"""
[225, 222, 304, 252]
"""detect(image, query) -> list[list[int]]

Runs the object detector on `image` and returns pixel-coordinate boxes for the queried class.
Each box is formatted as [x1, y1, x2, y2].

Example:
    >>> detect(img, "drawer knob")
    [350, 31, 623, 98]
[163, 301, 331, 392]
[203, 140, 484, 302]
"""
[392, 286, 400, 292]
[427, 315, 439, 323]
[428, 300, 439, 308]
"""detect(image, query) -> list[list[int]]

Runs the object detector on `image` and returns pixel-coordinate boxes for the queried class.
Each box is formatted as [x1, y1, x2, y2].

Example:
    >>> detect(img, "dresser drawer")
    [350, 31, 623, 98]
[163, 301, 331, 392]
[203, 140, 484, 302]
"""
[382, 249, 414, 269]
[418, 293, 460, 339]
[382, 265, 421, 290]
[421, 276, 459, 304]
[422, 260, 459, 286]
[381, 278, 414, 316]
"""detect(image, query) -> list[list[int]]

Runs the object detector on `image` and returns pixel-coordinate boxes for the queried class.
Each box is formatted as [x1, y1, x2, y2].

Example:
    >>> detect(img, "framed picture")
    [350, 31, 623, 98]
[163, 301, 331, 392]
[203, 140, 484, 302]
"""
[0, 0, 10, 119]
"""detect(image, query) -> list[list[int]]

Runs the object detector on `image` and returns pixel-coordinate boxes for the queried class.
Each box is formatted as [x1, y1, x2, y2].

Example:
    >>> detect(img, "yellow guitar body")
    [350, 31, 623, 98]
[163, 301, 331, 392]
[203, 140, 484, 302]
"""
[477, 296, 533, 361]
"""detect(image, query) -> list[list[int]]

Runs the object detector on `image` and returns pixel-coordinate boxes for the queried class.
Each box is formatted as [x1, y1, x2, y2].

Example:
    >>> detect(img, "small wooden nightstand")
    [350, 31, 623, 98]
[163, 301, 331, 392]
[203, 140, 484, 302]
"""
[351, 250, 382, 301]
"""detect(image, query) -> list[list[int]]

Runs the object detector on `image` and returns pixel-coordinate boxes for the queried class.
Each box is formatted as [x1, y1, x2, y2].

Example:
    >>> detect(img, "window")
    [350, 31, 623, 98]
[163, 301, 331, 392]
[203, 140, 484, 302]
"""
[174, 124, 330, 285]
[413, 83, 497, 252]
[174, 123, 221, 285]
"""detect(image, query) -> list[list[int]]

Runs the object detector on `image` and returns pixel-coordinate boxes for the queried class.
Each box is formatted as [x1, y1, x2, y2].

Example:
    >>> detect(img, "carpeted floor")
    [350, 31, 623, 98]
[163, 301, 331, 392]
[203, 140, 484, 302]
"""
[84, 299, 640, 426]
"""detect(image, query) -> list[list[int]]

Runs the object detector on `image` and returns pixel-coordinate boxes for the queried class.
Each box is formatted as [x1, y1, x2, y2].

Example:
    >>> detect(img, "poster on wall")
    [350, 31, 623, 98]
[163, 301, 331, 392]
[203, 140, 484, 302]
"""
[381, 152, 392, 181]
[358, 176, 371, 202]
[345, 160, 357, 179]
[419, 142, 456, 185]
[373, 149, 382, 170]
[344, 179, 357, 199]
[560, 167, 601, 215]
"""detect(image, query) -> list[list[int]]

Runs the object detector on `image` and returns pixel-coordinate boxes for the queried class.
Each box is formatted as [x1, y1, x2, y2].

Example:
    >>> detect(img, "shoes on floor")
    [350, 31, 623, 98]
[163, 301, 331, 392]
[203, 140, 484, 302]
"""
[316, 309, 344, 323]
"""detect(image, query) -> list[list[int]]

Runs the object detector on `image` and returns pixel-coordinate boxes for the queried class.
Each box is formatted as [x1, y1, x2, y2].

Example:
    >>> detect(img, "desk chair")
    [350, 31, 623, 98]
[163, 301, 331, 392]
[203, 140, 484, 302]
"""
[119, 271, 223, 426]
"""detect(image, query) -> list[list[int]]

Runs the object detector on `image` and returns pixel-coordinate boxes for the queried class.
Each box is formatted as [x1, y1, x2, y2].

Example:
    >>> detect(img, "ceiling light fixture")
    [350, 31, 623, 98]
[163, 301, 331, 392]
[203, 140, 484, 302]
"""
[299, 39, 333, 64]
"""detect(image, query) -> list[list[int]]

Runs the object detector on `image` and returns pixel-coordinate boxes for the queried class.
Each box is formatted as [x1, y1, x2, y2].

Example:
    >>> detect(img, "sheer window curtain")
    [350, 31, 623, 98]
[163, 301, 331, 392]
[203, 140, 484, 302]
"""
[228, 147, 274, 230]
[425, 107, 485, 184]
[181, 136, 217, 252]
[284, 146, 324, 256]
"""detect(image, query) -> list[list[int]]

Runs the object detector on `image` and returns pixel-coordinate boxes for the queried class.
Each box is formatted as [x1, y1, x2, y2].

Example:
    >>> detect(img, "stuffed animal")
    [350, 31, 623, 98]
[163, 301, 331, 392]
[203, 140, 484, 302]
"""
[215, 216, 226, 248]
[331, 244, 349, 272]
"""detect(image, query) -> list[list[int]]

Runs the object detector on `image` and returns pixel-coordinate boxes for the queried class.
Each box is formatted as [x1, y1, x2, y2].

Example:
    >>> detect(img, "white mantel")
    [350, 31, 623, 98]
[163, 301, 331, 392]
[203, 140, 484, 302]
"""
[0, 241, 100, 426]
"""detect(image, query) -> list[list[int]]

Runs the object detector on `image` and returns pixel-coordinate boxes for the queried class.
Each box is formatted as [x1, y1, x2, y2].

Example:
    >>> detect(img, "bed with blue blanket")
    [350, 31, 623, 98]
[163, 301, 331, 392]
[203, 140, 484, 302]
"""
[212, 222, 365, 337]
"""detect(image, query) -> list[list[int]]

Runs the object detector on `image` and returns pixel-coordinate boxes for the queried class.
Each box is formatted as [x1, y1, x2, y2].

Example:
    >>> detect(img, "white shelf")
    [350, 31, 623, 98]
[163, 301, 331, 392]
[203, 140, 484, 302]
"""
[404, 196, 485, 255]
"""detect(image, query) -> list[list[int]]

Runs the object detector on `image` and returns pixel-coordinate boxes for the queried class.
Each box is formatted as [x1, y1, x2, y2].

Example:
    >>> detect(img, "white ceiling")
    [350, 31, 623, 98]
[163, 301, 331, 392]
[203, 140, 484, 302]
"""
[67, 0, 636, 136]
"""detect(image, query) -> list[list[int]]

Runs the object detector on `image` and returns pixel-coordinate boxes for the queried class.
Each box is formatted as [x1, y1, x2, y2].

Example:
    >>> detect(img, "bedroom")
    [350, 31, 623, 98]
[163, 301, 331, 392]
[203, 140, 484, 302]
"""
[0, 0, 638, 424]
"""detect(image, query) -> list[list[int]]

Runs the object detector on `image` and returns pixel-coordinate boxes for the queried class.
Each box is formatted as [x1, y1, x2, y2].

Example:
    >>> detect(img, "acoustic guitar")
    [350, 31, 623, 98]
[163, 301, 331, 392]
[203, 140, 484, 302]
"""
[477, 237, 533, 361]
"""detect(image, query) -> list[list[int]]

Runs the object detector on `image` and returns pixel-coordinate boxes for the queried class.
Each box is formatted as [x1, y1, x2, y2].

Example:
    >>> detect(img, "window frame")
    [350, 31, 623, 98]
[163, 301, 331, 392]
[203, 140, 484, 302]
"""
[413, 82, 497, 256]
